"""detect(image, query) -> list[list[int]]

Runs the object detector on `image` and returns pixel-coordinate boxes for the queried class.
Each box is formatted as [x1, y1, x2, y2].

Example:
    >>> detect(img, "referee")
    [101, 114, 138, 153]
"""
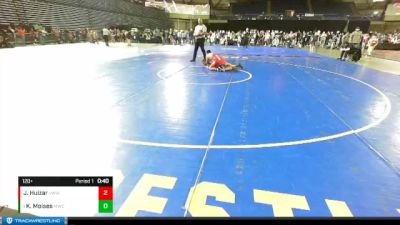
[190, 18, 207, 62]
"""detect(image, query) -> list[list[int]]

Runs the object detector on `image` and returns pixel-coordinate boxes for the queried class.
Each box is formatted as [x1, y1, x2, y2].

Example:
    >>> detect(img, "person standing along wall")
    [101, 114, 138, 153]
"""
[102, 27, 110, 47]
[189, 28, 194, 45]
[349, 27, 363, 49]
[366, 35, 378, 57]
[17, 25, 25, 45]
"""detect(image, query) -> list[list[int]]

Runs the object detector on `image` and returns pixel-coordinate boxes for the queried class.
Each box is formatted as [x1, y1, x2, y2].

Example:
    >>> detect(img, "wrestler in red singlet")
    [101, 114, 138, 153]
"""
[209, 53, 227, 68]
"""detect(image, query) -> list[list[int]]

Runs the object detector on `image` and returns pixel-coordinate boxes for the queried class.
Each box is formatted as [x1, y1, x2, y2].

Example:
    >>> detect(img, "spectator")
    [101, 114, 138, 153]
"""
[366, 35, 378, 57]
[102, 27, 110, 46]
[17, 25, 26, 45]
[349, 27, 363, 49]
[29, 28, 38, 45]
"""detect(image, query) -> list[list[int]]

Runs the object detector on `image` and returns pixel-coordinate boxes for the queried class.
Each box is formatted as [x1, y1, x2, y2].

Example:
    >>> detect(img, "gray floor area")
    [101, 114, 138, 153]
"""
[315, 48, 400, 76]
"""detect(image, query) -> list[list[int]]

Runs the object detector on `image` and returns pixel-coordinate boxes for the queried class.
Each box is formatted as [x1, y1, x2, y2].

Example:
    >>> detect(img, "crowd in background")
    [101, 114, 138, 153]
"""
[0, 23, 180, 47]
[205, 29, 399, 48]
[99, 26, 398, 57]
[0, 23, 93, 47]
[1, 22, 399, 55]
[100, 26, 399, 49]
[100, 27, 193, 45]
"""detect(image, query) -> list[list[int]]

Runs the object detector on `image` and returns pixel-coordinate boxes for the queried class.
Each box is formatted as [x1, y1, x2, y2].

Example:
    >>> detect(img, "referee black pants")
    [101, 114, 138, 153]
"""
[103, 35, 109, 46]
[192, 38, 206, 61]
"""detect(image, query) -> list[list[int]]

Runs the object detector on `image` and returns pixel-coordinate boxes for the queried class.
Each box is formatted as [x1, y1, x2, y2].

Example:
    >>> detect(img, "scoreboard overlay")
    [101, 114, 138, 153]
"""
[18, 177, 113, 216]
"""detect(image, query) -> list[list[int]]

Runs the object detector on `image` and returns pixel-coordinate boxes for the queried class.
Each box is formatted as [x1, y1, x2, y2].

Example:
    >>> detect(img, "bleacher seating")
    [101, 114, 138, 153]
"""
[231, 0, 309, 16]
[271, 0, 308, 14]
[0, 0, 18, 25]
[312, 0, 353, 15]
[0, 0, 171, 30]
[22, 0, 90, 31]
[232, 1, 267, 15]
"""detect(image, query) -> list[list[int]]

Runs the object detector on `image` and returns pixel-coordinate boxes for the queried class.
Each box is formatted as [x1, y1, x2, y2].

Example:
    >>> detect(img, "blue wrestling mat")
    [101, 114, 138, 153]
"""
[104, 45, 400, 217]
[1, 44, 399, 217]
